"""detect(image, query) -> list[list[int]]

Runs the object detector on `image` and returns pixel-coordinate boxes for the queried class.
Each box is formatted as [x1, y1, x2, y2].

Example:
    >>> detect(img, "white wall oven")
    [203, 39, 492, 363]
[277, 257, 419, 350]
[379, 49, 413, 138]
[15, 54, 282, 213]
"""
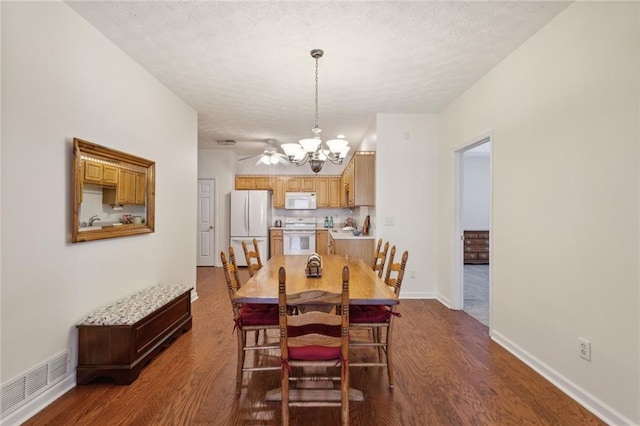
[283, 217, 316, 255]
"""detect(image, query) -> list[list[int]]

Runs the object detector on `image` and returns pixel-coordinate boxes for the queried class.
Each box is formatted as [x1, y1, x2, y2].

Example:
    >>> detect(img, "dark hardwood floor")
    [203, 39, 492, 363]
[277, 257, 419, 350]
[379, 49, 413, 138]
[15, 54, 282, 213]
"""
[25, 266, 604, 425]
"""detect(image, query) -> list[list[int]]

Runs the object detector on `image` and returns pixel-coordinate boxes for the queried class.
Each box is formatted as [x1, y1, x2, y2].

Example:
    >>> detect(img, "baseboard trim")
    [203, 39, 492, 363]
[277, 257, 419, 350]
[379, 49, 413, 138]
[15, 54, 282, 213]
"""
[491, 330, 635, 426]
[0, 375, 75, 426]
[399, 291, 436, 299]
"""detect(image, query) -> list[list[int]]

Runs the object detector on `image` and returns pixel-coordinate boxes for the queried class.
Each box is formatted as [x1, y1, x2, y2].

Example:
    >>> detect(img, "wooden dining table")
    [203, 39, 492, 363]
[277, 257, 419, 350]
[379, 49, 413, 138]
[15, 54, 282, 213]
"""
[232, 254, 398, 306]
[232, 254, 398, 402]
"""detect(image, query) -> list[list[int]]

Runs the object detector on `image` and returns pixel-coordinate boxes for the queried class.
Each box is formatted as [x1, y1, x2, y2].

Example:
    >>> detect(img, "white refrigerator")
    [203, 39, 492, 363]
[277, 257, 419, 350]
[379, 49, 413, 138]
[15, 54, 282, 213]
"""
[230, 190, 270, 266]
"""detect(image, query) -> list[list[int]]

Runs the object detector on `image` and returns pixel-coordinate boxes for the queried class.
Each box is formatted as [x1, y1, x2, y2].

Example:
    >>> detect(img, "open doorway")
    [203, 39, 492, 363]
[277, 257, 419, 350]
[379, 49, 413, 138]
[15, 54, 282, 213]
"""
[453, 136, 491, 327]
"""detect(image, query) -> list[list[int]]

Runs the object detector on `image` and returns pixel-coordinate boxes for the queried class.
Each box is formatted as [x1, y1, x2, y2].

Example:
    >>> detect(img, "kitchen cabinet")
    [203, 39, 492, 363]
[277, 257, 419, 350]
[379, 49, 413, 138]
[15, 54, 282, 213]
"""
[83, 160, 118, 185]
[315, 176, 341, 208]
[272, 177, 286, 208]
[328, 177, 341, 207]
[343, 151, 375, 207]
[328, 232, 375, 265]
[103, 169, 146, 205]
[235, 175, 272, 190]
[316, 230, 328, 255]
[135, 172, 147, 204]
[286, 176, 315, 192]
[463, 231, 489, 264]
[270, 229, 283, 258]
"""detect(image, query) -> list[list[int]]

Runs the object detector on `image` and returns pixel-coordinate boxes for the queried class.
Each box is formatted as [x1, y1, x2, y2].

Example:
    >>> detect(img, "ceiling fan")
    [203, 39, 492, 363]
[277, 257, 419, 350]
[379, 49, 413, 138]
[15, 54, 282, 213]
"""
[239, 139, 290, 166]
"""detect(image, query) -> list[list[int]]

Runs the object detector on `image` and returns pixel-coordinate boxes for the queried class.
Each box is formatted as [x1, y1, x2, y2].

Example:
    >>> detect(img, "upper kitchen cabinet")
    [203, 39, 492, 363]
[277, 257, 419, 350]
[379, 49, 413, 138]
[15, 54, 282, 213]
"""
[272, 177, 286, 208]
[343, 151, 375, 207]
[286, 176, 316, 192]
[102, 169, 146, 205]
[83, 160, 119, 185]
[317, 176, 342, 208]
[235, 175, 272, 190]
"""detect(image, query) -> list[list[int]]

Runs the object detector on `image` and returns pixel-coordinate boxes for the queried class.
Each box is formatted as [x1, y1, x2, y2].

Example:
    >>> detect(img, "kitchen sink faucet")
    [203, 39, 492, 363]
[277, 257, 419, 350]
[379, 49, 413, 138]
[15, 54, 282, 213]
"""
[89, 215, 101, 226]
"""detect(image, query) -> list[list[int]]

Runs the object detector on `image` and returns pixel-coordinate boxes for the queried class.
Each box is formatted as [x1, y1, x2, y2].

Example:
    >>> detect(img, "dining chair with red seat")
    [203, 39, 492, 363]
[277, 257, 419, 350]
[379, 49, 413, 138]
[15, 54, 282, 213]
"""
[349, 246, 408, 388]
[241, 238, 263, 278]
[278, 265, 351, 426]
[221, 247, 280, 395]
[371, 239, 389, 278]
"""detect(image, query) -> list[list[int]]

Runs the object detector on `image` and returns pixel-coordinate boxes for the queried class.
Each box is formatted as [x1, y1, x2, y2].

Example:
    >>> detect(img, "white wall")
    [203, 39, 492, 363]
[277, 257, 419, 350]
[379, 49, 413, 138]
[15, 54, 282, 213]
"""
[462, 153, 490, 230]
[1, 0, 198, 416]
[376, 113, 439, 298]
[198, 149, 235, 267]
[438, 2, 639, 424]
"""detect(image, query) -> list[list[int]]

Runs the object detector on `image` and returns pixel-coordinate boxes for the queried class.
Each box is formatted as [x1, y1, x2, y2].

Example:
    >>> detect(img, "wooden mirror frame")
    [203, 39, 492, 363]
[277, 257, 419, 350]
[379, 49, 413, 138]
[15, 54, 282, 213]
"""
[72, 138, 155, 243]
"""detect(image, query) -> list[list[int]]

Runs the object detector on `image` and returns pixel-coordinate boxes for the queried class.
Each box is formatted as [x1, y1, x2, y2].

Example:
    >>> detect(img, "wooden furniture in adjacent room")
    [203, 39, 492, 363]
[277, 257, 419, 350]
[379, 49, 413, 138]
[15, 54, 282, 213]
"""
[76, 284, 193, 385]
[463, 230, 490, 264]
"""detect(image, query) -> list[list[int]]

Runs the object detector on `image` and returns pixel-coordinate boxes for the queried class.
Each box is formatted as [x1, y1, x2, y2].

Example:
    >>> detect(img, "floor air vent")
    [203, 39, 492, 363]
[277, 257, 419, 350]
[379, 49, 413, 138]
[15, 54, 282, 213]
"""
[1, 352, 69, 417]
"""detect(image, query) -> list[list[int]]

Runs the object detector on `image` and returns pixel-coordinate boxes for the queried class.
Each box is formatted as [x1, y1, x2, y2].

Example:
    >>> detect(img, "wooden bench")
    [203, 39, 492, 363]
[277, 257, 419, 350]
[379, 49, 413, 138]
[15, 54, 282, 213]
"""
[76, 283, 193, 385]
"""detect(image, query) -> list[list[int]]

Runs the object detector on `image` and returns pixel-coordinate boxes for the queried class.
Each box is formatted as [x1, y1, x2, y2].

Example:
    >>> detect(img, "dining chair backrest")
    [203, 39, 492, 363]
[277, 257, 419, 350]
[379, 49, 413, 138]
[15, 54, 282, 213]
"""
[221, 248, 242, 318]
[242, 238, 263, 278]
[278, 265, 350, 425]
[384, 246, 409, 297]
[372, 239, 390, 278]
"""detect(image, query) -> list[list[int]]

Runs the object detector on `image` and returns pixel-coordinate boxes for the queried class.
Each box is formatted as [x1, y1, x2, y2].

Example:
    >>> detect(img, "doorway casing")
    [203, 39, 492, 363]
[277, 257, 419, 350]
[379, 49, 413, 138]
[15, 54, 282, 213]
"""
[452, 131, 493, 328]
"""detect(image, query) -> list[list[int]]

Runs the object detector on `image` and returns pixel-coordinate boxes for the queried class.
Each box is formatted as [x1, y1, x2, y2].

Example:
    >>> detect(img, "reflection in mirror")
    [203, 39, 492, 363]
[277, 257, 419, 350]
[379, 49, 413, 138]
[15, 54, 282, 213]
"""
[72, 138, 155, 243]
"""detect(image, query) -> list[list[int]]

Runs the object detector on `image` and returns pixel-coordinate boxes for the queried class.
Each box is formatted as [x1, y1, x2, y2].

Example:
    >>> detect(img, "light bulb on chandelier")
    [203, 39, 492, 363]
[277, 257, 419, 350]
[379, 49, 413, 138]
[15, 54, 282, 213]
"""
[281, 49, 350, 173]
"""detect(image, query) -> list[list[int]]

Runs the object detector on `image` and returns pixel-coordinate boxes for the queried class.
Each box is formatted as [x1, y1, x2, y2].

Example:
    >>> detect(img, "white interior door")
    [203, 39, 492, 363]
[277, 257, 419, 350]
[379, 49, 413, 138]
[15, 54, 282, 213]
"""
[197, 179, 215, 266]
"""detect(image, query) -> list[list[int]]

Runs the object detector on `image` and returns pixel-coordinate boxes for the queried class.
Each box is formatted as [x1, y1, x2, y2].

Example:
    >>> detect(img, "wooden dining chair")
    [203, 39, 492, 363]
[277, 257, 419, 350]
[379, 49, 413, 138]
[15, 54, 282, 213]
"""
[221, 248, 280, 395]
[349, 246, 408, 388]
[371, 239, 389, 278]
[241, 238, 263, 278]
[278, 266, 351, 426]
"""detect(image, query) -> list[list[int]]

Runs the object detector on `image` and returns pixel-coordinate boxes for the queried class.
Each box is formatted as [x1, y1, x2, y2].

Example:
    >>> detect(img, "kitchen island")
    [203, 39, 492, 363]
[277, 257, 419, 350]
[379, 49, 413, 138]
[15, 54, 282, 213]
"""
[328, 229, 375, 265]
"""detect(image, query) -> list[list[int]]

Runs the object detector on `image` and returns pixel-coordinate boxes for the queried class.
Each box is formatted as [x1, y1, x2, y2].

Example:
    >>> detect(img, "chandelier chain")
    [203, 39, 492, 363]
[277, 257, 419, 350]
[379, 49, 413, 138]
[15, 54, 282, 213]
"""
[314, 55, 319, 131]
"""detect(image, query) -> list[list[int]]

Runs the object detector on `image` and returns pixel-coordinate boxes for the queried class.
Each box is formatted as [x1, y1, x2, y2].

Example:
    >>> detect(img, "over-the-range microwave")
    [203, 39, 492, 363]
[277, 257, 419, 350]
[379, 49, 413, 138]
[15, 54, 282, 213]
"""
[284, 192, 317, 210]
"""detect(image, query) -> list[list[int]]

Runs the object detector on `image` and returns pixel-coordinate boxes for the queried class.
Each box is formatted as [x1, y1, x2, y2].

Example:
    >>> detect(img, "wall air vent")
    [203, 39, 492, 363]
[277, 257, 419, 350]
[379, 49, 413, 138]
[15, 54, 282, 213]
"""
[1, 352, 70, 417]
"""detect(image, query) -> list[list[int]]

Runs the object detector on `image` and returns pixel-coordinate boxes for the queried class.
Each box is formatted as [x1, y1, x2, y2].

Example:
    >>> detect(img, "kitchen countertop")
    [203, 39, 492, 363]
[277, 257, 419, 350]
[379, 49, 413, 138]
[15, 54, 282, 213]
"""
[329, 229, 376, 240]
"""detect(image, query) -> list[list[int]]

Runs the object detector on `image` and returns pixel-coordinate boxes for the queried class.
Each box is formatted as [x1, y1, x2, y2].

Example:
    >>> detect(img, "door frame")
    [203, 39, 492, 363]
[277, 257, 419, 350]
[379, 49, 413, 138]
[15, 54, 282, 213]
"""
[452, 131, 493, 326]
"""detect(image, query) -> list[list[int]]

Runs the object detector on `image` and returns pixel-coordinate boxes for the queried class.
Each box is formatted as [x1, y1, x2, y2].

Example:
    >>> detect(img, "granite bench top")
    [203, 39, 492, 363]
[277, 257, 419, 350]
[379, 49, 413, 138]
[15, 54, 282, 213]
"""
[78, 283, 193, 326]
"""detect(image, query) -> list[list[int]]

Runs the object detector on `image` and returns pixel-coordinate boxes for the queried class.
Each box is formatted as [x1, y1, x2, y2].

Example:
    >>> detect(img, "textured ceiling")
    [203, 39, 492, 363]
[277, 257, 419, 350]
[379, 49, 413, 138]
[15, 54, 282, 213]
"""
[67, 1, 570, 155]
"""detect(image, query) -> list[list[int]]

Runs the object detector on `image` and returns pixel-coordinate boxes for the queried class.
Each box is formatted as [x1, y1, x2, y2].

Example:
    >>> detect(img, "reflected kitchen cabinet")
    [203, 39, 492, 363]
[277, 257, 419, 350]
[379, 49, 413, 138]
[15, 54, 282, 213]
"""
[83, 160, 119, 185]
[73, 138, 155, 243]
[102, 169, 146, 205]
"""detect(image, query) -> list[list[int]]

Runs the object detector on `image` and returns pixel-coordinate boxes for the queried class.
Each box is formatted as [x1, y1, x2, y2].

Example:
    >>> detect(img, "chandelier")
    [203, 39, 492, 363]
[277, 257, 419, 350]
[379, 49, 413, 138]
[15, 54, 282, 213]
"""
[281, 49, 350, 174]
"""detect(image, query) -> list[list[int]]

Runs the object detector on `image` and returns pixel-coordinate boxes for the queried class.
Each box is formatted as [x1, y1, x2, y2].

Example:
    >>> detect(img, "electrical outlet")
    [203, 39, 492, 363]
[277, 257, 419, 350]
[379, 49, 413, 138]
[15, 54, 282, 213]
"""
[384, 217, 395, 226]
[410, 271, 416, 279]
[579, 337, 591, 361]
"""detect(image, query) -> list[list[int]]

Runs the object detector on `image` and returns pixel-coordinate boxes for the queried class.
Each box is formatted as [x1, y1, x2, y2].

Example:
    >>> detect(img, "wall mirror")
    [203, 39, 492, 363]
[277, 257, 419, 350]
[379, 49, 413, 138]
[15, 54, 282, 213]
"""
[72, 138, 155, 243]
